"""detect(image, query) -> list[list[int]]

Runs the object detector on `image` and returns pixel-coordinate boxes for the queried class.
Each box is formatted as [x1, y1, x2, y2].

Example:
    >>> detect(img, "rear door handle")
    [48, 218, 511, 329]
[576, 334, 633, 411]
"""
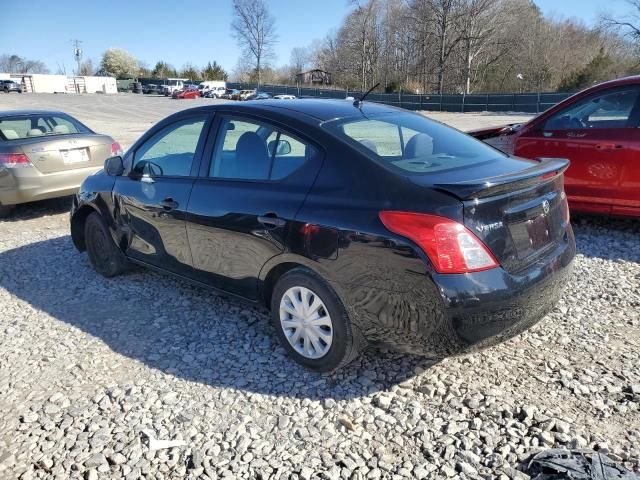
[258, 214, 286, 227]
[595, 143, 624, 150]
[160, 198, 179, 210]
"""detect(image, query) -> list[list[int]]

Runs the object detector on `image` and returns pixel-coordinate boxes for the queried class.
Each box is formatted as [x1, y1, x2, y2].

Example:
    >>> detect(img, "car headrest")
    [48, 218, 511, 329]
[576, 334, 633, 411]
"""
[235, 132, 270, 179]
[53, 125, 69, 134]
[27, 128, 44, 137]
[1, 129, 19, 140]
[405, 133, 434, 158]
[359, 139, 378, 154]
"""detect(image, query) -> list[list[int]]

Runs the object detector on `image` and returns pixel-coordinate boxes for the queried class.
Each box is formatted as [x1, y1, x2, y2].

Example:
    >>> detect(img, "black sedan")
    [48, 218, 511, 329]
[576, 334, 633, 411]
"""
[70, 99, 575, 371]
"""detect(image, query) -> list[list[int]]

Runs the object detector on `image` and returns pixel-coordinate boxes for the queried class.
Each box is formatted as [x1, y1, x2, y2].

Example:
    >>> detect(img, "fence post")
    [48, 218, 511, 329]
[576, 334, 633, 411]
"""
[462, 93, 466, 113]
[485, 94, 489, 112]
[537, 92, 541, 114]
[511, 93, 516, 112]
[439, 94, 443, 112]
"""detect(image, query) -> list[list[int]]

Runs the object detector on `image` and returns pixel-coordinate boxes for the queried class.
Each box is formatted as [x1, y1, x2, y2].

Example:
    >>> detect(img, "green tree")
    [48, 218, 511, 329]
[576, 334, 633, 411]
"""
[180, 63, 201, 81]
[558, 48, 615, 92]
[201, 61, 228, 80]
[100, 48, 139, 79]
[152, 61, 177, 78]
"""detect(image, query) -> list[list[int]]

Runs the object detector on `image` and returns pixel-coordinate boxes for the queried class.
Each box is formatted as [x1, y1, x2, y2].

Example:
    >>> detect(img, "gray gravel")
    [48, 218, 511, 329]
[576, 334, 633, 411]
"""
[0, 199, 638, 479]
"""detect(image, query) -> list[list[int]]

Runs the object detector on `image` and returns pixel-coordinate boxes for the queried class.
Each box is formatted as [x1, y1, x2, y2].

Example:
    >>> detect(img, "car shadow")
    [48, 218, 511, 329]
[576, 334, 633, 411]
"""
[1, 196, 73, 222]
[0, 235, 439, 400]
[571, 214, 640, 263]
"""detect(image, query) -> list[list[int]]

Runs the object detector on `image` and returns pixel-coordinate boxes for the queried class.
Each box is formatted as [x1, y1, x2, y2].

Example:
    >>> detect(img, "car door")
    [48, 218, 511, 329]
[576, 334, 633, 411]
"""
[114, 113, 211, 275]
[186, 115, 323, 300]
[515, 85, 640, 214]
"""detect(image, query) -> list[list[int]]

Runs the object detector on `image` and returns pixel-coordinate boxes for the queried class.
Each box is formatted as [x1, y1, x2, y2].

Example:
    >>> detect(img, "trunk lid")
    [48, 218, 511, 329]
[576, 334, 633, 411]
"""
[19, 134, 112, 174]
[417, 157, 570, 273]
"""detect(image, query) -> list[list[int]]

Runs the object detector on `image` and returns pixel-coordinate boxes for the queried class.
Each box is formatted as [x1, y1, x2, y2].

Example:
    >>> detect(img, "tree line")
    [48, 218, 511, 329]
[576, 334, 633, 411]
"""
[299, 0, 640, 94]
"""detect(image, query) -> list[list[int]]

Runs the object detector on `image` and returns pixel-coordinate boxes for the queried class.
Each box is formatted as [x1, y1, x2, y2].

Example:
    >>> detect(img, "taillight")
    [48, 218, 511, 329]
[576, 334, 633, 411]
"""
[0, 153, 32, 168]
[379, 211, 499, 274]
[111, 142, 123, 156]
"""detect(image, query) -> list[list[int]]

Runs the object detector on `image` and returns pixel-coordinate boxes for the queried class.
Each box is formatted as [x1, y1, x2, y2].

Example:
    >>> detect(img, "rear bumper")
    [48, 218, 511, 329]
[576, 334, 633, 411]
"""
[0, 166, 101, 206]
[337, 226, 576, 357]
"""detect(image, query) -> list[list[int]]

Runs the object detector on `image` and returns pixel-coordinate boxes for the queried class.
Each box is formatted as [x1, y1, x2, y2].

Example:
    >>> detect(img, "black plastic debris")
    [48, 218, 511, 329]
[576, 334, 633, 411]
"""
[528, 449, 639, 479]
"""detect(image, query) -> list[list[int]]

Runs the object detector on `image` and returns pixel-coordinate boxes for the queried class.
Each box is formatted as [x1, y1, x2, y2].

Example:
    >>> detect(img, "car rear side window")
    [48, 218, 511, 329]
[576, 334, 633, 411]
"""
[323, 112, 505, 175]
[209, 117, 317, 181]
[133, 116, 206, 177]
[0, 114, 87, 140]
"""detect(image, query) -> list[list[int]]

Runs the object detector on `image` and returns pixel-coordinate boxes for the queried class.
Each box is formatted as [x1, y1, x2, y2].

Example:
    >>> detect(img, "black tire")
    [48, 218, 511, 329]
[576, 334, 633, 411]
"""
[0, 205, 14, 218]
[84, 212, 129, 278]
[270, 268, 364, 372]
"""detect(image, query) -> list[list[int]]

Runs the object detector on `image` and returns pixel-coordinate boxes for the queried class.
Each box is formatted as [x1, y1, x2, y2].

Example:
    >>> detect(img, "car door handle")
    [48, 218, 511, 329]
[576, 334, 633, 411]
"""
[160, 198, 179, 210]
[258, 214, 286, 228]
[595, 143, 624, 150]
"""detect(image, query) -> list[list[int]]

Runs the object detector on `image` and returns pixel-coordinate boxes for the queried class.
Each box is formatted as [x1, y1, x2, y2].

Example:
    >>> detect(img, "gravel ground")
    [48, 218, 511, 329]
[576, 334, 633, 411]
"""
[0, 94, 638, 480]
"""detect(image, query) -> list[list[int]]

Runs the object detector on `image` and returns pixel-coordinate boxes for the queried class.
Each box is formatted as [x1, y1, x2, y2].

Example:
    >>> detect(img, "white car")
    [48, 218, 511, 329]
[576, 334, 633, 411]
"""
[199, 81, 227, 98]
[273, 94, 297, 100]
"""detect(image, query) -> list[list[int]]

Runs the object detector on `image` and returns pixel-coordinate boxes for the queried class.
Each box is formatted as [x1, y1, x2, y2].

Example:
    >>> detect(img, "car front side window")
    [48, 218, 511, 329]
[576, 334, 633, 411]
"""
[133, 116, 207, 177]
[544, 86, 640, 130]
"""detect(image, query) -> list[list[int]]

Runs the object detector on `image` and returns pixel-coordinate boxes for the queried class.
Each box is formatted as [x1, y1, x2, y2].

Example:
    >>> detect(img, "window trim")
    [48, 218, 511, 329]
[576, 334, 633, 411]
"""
[127, 113, 213, 179]
[201, 112, 323, 184]
[540, 85, 640, 132]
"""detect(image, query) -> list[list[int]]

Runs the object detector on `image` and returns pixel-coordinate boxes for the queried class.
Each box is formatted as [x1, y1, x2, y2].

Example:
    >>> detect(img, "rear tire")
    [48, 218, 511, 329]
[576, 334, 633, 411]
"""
[84, 212, 129, 278]
[270, 268, 364, 372]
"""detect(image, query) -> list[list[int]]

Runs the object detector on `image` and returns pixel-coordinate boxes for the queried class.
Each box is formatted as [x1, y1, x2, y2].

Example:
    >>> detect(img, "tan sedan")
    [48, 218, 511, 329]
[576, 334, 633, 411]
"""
[0, 109, 121, 217]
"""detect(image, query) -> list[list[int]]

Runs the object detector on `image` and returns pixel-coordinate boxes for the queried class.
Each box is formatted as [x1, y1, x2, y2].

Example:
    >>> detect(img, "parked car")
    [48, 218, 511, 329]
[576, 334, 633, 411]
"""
[143, 84, 162, 95]
[229, 89, 243, 100]
[245, 92, 272, 101]
[70, 99, 575, 371]
[239, 89, 256, 100]
[1, 80, 22, 93]
[172, 87, 200, 99]
[0, 109, 121, 217]
[469, 76, 640, 217]
[274, 94, 297, 100]
[161, 78, 188, 96]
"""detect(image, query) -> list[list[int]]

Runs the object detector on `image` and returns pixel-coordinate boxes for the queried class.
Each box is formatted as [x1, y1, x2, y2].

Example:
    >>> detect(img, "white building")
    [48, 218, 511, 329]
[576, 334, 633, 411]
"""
[0, 73, 117, 94]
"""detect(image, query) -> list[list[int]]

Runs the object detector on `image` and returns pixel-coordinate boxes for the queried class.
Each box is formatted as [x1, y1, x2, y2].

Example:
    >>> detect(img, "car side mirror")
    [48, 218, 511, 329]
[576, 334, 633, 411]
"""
[268, 139, 292, 156]
[104, 156, 124, 176]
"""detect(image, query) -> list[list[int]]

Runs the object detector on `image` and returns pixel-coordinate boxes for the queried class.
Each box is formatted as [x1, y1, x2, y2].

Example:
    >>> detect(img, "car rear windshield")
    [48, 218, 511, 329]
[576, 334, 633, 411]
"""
[0, 114, 90, 141]
[322, 111, 507, 175]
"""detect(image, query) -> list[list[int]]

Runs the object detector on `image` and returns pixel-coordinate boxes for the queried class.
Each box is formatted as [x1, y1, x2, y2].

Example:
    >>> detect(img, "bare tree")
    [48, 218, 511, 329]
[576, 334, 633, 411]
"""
[290, 47, 311, 74]
[600, 0, 640, 42]
[231, 0, 277, 86]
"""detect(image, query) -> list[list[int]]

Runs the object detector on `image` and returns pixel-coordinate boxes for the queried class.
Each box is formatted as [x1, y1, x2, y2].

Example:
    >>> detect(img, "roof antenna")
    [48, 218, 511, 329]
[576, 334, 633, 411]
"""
[353, 82, 380, 108]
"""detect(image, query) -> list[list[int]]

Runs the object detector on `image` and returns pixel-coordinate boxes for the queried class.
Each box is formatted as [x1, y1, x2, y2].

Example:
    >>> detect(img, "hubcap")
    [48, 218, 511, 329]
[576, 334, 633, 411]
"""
[279, 286, 333, 359]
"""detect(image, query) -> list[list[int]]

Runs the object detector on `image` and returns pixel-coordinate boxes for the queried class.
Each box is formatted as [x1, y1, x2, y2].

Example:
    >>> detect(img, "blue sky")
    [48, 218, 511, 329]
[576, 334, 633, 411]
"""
[0, 0, 631, 75]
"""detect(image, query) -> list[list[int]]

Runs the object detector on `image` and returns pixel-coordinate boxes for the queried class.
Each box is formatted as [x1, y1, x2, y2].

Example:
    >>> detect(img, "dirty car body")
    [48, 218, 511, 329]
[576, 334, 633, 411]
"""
[469, 76, 640, 218]
[0, 110, 120, 215]
[70, 99, 575, 367]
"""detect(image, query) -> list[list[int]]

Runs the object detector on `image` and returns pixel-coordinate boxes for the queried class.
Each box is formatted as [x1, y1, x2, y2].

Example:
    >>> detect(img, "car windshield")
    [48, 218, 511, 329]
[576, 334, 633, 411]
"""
[0, 114, 90, 141]
[322, 111, 507, 175]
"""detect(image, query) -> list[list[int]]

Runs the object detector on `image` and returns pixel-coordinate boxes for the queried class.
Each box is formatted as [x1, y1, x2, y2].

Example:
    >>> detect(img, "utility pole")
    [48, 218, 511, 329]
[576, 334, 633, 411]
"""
[72, 40, 83, 75]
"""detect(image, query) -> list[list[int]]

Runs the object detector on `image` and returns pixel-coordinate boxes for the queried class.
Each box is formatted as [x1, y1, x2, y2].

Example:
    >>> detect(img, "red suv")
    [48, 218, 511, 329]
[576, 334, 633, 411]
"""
[470, 76, 640, 217]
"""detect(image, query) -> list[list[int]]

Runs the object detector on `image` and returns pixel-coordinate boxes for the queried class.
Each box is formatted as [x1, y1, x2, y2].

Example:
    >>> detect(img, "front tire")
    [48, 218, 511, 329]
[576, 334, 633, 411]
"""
[270, 268, 363, 372]
[84, 212, 129, 277]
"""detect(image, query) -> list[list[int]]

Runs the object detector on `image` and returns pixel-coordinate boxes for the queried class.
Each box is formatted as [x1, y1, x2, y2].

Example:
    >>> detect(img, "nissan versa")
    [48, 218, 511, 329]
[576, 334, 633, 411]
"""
[70, 99, 576, 371]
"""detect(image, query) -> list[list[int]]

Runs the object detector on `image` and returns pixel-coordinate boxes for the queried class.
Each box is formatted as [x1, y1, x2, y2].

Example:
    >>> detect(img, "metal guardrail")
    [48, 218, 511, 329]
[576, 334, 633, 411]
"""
[227, 82, 574, 114]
